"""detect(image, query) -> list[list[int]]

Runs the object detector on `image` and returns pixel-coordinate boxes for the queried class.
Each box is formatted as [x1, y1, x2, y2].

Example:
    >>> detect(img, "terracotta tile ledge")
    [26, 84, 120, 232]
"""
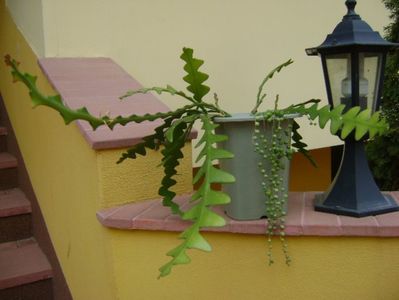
[38, 57, 196, 150]
[97, 191, 399, 237]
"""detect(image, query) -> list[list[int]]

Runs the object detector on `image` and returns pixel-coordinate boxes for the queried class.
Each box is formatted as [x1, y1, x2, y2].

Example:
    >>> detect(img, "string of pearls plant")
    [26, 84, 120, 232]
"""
[252, 97, 294, 266]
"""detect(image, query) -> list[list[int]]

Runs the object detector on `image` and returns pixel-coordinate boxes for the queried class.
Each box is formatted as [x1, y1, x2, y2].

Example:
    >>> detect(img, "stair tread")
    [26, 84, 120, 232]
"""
[0, 189, 31, 217]
[0, 127, 7, 136]
[0, 239, 53, 289]
[0, 152, 17, 169]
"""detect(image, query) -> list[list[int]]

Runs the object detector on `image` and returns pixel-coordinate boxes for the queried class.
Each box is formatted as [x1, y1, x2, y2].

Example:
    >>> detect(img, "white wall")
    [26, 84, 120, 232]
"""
[8, 0, 391, 150]
[6, 0, 45, 57]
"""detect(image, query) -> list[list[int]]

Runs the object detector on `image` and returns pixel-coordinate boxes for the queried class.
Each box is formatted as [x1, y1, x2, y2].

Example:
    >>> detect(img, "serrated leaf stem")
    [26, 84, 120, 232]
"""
[7, 57, 107, 129]
[158, 117, 213, 277]
[158, 115, 234, 278]
[120, 86, 197, 104]
[252, 59, 294, 114]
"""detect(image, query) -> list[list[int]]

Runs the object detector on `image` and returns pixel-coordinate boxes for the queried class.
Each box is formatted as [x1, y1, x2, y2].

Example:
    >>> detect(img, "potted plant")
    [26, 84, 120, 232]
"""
[4, 49, 388, 277]
[213, 61, 296, 222]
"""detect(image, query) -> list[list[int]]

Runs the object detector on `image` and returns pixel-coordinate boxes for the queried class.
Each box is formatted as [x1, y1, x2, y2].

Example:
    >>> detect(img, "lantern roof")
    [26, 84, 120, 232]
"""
[306, 0, 399, 56]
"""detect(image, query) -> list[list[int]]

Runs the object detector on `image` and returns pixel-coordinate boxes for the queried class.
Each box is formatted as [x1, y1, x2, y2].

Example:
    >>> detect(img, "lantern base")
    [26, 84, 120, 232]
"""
[314, 193, 399, 217]
[314, 138, 399, 218]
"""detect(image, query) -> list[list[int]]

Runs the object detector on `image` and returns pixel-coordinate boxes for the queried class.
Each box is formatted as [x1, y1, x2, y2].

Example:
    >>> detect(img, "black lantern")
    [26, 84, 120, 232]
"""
[306, 0, 399, 217]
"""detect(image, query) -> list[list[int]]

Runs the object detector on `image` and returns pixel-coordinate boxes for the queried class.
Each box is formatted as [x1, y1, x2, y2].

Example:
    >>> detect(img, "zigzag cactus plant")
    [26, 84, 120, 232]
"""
[4, 48, 388, 277]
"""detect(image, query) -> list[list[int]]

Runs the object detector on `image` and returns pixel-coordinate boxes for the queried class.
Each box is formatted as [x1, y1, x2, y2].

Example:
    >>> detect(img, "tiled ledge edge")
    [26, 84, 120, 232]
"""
[97, 191, 399, 237]
[38, 57, 197, 150]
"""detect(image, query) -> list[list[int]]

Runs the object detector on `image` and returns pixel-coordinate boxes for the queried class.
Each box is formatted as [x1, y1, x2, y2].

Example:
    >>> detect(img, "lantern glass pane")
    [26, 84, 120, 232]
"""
[360, 53, 383, 112]
[326, 53, 351, 108]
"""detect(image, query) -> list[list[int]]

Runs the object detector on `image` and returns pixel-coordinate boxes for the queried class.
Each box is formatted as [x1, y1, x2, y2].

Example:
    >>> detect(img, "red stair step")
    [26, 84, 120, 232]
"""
[0, 189, 31, 217]
[0, 127, 7, 153]
[0, 152, 17, 169]
[0, 188, 32, 243]
[0, 239, 53, 290]
[0, 152, 18, 190]
[0, 127, 7, 136]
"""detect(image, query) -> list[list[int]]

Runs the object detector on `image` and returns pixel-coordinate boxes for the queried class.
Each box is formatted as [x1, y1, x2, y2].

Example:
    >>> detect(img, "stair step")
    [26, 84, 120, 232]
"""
[0, 188, 31, 243]
[0, 153, 18, 190]
[0, 127, 7, 153]
[0, 189, 31, 217]
[0, 152, 17, 169]
[0, 127, 7, 136]
[0, 239, 53, 290]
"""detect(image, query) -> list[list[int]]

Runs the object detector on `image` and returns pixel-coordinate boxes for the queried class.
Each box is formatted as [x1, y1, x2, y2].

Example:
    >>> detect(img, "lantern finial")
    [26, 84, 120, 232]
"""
[345, 0, 358, 17]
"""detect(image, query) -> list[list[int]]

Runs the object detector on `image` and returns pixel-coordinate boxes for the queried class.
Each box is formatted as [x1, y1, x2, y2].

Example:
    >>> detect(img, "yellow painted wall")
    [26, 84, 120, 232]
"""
[0, 3, 116, 299]
[97, 147, 192, 208]
[109, 232, 399, 300]
[7, 0, 390, 151]
[0, 2, 190, 298]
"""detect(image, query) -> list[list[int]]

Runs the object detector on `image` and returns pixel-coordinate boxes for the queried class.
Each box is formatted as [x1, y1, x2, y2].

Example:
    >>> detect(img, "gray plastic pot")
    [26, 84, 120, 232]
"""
[214, 113, 295, 220]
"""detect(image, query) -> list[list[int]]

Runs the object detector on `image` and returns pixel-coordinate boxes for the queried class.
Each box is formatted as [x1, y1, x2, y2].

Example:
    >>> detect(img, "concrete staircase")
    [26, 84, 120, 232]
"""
[0, 125, 54, 299]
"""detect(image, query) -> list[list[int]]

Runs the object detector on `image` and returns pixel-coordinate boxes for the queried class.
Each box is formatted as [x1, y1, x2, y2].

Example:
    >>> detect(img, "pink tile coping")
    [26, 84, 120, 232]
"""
[38, 57, 197, 150]
[97, 192, 399, 237]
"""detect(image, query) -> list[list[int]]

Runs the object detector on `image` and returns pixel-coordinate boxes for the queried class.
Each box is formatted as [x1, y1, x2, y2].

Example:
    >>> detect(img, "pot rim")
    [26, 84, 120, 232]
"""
[213, 112, 300, 123]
